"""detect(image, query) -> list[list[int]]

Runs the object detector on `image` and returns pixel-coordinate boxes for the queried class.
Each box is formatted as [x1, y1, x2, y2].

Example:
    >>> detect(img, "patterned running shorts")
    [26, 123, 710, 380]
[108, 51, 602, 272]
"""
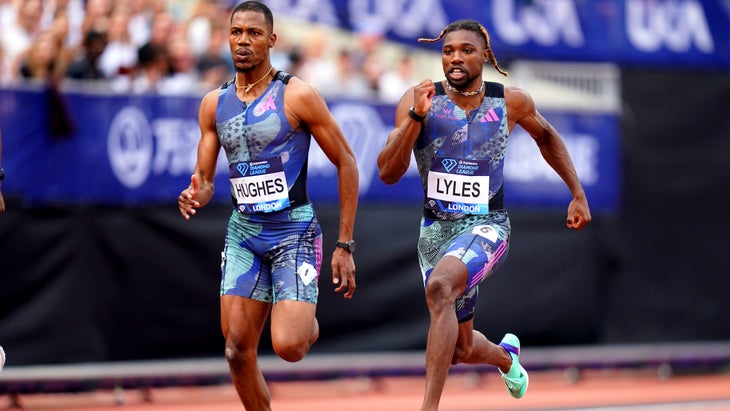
[417, 209, 511, 322]
[220, 203, 322, 304]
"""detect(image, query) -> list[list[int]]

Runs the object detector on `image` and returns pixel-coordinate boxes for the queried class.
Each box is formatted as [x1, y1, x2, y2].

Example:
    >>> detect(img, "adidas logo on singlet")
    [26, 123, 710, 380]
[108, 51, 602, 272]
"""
[480, 108, 500, 123]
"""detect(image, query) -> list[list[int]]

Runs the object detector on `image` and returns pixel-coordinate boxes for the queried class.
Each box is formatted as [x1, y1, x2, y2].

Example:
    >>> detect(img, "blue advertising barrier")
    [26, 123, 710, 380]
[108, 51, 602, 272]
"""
[271, 0, 729, 69]
[0, 87, 619, 211]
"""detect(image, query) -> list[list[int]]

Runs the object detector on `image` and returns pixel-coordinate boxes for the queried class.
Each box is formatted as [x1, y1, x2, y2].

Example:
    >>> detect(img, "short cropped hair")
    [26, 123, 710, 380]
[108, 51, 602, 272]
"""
[231, 1, 274, 32]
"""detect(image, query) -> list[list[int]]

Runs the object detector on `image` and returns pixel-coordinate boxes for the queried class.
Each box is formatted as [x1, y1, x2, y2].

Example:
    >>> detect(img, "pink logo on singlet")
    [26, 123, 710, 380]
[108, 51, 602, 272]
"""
[254, 94, 277, 116]
[480, 108, 500, 122]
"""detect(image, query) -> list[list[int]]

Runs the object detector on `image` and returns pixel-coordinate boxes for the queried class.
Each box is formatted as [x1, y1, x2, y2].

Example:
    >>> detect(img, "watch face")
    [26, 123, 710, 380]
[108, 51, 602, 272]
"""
[337, 241, 355, 253]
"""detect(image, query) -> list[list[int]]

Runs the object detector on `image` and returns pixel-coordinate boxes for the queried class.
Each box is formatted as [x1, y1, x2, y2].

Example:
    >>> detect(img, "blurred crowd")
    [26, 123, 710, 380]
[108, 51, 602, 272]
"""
[0, 0, 418, 101]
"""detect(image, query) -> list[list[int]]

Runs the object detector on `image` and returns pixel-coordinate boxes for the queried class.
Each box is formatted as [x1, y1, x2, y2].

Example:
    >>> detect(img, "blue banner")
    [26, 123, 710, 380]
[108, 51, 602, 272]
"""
[0, 87, 619, 211]
[268, 0, 730, 69]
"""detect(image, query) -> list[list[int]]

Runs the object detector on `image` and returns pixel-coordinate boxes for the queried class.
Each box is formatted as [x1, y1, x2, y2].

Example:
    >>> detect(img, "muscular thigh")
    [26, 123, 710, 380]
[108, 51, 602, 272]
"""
[220, 295, 271, 342]
[270, 299, 316, 343]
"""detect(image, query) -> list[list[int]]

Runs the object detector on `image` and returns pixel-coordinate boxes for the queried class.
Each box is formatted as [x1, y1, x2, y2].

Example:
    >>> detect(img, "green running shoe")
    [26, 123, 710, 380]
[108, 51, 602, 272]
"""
[498, 333, 529, 398]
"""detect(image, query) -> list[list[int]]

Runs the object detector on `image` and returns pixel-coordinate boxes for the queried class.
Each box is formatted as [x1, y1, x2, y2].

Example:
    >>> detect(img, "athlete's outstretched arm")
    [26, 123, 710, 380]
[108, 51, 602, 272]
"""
[506, 86, 591, 230]
[286, 78, 359, 299]
[179, 90, 221, 219]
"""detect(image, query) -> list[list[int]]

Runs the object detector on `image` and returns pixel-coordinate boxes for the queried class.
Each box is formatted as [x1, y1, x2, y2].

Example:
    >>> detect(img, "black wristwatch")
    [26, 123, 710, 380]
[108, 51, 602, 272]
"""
[335, 240, 356, 254]
[0, 168, 4, 182]
[408, 106, 426, 122]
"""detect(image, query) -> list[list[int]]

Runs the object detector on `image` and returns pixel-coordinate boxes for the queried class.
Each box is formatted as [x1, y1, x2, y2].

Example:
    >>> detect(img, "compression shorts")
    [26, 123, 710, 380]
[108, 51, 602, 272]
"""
[417, 209, 511, 322]
[220, 203, 322, 304]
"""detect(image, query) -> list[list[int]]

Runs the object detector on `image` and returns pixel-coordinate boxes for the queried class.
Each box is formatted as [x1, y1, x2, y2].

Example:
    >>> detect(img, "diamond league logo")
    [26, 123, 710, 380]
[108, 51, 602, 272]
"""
[442, 158, 458, 172]
[107, 107, 153, 189]
[237, 162, 249, 176]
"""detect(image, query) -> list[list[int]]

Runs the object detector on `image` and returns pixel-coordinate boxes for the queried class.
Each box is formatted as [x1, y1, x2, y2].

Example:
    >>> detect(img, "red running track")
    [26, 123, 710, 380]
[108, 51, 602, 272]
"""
[3, 369, 730, 411]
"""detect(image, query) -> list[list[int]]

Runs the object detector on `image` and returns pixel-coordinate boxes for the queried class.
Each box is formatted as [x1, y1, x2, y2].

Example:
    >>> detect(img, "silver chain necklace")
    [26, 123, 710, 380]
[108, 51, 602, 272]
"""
[445, 81, 484, 97]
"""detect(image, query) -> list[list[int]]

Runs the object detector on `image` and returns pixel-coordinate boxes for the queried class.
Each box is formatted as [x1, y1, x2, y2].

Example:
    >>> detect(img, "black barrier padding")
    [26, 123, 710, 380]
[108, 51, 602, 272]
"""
[0, 203, 608, 365]
[602, 68, 730, 343]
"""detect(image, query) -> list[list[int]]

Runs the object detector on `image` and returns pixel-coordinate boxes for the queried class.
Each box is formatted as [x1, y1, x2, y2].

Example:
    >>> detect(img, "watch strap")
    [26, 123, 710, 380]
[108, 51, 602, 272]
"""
[335, 240, 355, 253]
[408, 106, 426, 122]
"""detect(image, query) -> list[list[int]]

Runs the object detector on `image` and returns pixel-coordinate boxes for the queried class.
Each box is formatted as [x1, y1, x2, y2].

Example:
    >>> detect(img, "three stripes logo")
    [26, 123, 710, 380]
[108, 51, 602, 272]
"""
[481, 108, 500, 123]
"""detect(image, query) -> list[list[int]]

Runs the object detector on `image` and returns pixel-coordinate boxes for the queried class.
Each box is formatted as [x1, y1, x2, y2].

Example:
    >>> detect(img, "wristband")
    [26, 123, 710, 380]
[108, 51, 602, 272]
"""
[408, 106, 426, 122]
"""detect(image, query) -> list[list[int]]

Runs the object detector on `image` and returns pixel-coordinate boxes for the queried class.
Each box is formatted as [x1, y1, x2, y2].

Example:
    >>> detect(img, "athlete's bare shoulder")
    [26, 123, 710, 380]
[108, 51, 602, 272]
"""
[282, 75, 320, 101]
[504, 85, 536, 124]
[282, 75, 330, 126]
[504, 85, 532, 106]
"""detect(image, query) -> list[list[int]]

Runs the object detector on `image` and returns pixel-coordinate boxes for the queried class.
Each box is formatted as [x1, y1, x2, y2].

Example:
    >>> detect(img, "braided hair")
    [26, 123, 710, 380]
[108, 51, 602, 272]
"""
[419, 19, 508, 77]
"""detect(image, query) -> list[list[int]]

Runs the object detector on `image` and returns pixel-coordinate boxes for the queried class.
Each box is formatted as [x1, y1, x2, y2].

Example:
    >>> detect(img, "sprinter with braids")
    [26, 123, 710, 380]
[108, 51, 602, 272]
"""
[378, 19, 591, 410]
[419, 20, 508, 77]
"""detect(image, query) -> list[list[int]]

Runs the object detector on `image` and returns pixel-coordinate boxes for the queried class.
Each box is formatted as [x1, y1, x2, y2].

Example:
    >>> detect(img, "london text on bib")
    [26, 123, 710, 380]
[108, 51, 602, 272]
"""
[426, 157, 490, 214]
[229, 158, 289, 213]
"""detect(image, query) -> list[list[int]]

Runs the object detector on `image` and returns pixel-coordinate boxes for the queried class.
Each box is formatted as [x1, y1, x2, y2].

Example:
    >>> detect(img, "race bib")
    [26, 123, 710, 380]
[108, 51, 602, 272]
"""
[229, 158, 289, 213]
[425, 157, 490, 214]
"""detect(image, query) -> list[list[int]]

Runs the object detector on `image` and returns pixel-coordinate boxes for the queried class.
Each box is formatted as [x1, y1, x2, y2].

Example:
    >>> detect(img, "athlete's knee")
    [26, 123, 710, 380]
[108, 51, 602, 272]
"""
[271, 326, 314, 362]
[270, 317, 318, 362]
[425, 276, 458, 308]
[272, 338, 309, 363]
[224, 337, 257, 366]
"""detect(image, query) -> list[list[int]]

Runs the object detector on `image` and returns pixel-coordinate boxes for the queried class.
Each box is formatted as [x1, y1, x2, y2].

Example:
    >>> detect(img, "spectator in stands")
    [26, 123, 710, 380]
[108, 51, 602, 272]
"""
[80, 0, 112, 39]
[41, 0, 85, 53]
[177, 3, 358, 410]
[283, 44, 304, 78]
[98, 4, 137, 85]
[195, 21, 233, 90]
[136, 10, 175, 66]
[6, 0, 428, 96]
[378, 52, 418, 103]
[377, 19, 591, 411]
[0, 0, 44, 81]
[15, 5, 70, 83]
[0, 0, 14, 28]
[18, 29, 62, 80]
[159, 31, 200, 94]
[351, 20, 386, 97]
[184, 0, 220, 60]
[331, 47, 373, 99]
[295, 28, 337, 93]
[126, 0, 153, 49]
[131, 43, 167, 93]
[65, 29, 106, 80]
[45, 6, 76, 77]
